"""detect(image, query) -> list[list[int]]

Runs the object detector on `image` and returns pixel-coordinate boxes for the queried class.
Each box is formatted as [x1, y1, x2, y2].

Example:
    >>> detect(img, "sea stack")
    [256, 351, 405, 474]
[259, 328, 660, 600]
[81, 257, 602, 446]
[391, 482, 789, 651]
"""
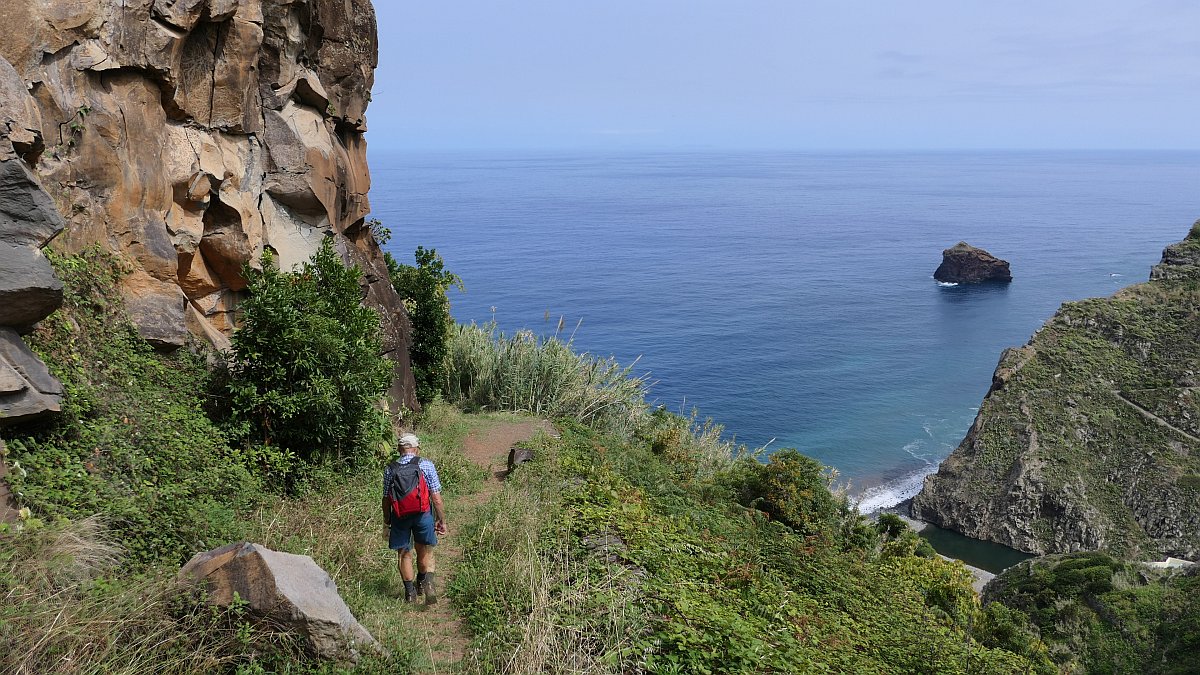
[934, 242, 1012, 283]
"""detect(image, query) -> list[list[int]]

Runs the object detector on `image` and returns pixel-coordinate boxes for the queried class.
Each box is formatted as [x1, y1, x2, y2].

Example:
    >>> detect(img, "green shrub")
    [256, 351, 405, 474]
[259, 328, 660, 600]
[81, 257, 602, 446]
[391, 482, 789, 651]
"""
[220, 238, 393, 481]
[876, 512, 909, 539]
[984, 552, 1200, 672]
[385, 245, 462, 405]
[454, 422, 1052, 674]
[729, 449, 843, 538]
[2, 247, 258, 566]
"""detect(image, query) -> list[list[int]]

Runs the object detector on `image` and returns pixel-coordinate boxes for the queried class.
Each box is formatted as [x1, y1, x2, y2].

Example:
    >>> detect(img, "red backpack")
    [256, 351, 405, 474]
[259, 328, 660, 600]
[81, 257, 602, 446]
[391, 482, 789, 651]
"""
[384, 457, 431, 523]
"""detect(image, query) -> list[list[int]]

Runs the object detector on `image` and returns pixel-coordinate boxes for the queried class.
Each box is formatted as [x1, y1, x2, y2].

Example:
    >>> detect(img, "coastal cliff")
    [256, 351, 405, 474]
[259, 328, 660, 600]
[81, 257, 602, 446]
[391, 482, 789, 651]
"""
[913, 221, 1200, 559]
[0, 0, 416, 409]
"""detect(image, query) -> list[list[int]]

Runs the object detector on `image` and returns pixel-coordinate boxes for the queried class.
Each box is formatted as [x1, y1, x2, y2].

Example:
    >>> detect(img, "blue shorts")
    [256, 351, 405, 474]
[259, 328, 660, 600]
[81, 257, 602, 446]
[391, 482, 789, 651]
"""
[389, 511, 437, 550]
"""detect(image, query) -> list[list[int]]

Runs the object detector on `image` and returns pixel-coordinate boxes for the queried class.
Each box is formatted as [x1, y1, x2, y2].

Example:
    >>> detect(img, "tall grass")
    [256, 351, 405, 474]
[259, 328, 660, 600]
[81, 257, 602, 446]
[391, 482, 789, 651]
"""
[451, 435, 644, 675]
[0, 518, 305, 675]
[443, 323, 651, 436]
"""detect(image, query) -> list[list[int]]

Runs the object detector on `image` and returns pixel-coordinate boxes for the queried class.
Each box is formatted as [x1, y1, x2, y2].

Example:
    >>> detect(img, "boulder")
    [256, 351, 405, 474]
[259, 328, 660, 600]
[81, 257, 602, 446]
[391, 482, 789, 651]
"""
[933, 242, 1012, 284]
[180, 542, 380, 663]
[0, 327, 63, 425]
[508, 444, 534, 472]
[0, 243, 63, 328]
[0, 158, 64, 248]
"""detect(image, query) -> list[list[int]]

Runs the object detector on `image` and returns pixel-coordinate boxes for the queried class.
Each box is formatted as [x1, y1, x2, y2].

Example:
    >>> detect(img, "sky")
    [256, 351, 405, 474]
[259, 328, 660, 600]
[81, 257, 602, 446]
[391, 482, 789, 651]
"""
[367, 1, 1200, 151]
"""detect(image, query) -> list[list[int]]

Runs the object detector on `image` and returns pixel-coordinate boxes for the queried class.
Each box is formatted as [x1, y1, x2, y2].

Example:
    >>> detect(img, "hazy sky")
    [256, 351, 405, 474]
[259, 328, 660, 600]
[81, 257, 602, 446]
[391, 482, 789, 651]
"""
[368, 1, 1200, 151]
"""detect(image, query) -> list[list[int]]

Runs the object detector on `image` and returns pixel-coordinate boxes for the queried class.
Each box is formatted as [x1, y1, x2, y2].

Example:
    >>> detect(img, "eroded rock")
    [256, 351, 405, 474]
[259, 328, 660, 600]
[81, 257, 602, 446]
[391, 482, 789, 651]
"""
[0, 328, 63, 425]
[180, 541, 379, 662]
[1150, 218, 1200, 281]
[0, 0, 417, 409]
[933, 242, 1012, 284]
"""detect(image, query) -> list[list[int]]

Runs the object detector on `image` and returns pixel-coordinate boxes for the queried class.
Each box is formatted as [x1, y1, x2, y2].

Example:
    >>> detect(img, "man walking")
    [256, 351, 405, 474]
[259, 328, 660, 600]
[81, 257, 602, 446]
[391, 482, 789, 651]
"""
[383, 433, 447, 603]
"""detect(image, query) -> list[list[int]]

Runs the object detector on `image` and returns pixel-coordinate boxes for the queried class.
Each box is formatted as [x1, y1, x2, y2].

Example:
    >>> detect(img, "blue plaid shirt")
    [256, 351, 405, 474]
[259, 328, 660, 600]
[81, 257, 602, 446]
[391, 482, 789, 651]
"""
[383, 454, 442, 495]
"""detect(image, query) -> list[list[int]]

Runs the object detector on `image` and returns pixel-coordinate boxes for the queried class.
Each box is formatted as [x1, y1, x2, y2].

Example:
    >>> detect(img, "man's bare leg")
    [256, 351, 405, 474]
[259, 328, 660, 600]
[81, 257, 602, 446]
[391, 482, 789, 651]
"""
[398, 548, 415, 581]
[415, 543, 438, 603]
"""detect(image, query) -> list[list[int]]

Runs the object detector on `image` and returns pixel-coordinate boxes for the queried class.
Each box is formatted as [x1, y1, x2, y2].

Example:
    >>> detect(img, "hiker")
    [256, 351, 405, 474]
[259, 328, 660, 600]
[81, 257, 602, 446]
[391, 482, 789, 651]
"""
[382, 433, 448, 603]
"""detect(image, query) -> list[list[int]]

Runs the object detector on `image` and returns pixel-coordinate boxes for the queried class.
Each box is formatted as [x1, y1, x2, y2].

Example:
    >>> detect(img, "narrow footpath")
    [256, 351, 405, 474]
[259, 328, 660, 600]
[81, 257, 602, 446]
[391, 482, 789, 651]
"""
[411, 418, 557, 672]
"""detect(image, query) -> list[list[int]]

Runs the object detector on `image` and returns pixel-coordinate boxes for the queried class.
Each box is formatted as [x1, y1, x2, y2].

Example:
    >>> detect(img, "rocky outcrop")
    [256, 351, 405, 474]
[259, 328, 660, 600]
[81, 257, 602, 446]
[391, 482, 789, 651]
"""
[0, 54, 65, 427]
[180, 541, 380, 662]
[913, 225, 1200, 559]
[1150, 219, 1200, 281]
[933, 242, 1012, 283]
[0, 0, 417, 409]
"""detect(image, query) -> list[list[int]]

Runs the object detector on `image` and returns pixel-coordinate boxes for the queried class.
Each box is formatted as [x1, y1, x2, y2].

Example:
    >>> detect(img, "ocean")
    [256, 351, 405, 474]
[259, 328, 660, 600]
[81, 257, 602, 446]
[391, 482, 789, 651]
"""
[369, 150, 1200, 512]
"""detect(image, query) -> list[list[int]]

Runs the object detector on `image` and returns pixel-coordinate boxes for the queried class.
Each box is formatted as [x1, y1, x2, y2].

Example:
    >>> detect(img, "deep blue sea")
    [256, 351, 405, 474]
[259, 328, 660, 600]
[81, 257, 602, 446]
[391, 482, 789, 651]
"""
[369, 150, 1200, 510]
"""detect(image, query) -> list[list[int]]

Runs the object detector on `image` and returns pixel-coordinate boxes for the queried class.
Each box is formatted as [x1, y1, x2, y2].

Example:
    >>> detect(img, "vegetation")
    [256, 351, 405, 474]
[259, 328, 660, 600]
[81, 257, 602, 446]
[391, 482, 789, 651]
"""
[443, 322, 651, 436]
[219, 238, 393, 484]
[2, 248, 259, 566]
[0, 517, 314, 675]
[984, 552, 1200, 673]
[386, 244, 462, 405]
[920, 272, 1200, 557]
[5, 237, 1196, 674]
[450, 413, 1054, 674]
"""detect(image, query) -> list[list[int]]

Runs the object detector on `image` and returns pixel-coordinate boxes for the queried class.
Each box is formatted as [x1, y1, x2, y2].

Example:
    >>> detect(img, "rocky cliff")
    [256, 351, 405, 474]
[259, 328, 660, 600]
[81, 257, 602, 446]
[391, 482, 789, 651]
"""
[0, 0, 416, 411]
[913, 222, 1200, 559]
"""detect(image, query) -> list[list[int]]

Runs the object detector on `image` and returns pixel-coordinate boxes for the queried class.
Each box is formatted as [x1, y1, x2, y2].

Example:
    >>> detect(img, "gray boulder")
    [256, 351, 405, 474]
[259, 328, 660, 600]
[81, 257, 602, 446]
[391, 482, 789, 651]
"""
[0, 243, 62, 328]
[0, 327, 63, 425]
[179, 542, 380, 663]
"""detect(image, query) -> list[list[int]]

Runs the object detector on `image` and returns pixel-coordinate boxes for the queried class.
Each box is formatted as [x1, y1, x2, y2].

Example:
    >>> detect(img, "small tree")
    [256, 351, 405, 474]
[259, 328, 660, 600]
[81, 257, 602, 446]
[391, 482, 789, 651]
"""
[222, 238, 392, 475]
[386, 245, 462, 404]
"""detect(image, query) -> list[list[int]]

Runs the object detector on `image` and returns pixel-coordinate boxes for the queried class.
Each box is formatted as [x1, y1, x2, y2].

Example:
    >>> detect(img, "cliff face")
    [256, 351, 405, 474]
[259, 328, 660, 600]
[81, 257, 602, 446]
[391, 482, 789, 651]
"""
[0, 0, 416, 410]
[913, 222, 1200, 559]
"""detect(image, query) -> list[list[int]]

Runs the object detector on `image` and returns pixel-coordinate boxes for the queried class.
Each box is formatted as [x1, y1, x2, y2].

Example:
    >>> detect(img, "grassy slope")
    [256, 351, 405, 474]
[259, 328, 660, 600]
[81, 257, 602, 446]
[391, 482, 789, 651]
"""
[451, 419, 1052, 674]
[984, 552, 1200, 673]
[917, 273, 1200, 558]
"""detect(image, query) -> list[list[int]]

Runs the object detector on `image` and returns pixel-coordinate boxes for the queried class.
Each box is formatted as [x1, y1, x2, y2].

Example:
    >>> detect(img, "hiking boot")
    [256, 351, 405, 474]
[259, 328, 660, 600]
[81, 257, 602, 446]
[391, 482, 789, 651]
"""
[404, 587, 418, 603]
[421, 573, 438, 604]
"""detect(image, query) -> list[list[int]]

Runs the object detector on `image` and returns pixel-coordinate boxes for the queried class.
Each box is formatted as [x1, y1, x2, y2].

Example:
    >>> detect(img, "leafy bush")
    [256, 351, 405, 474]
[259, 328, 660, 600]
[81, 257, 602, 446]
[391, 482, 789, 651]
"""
[385, 244, 462, 405]
[985, 552, 1200, 672]
[727, 449, 843, 537]
[2, 248, 258, 566]
[220, 238, 393, 480]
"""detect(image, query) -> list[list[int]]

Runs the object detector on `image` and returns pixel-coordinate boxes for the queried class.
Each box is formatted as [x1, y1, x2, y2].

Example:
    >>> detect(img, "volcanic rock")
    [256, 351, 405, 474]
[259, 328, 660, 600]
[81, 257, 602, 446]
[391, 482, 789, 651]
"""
[0, 0, 418, 410]
[0, 328, 64, 425]
[933, 242, 1012, 283]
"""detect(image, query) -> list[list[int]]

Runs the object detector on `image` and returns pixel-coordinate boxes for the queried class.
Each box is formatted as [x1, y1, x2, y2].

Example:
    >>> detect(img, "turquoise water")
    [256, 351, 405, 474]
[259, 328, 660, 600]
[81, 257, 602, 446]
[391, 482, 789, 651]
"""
[919, 524, 1034, 574]
[369, 150, 1200, 510]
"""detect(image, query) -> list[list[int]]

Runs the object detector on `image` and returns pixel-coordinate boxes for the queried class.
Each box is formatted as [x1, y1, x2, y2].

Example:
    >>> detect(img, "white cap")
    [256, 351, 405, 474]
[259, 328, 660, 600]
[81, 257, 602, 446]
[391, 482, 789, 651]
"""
[399, 433, 420, 449]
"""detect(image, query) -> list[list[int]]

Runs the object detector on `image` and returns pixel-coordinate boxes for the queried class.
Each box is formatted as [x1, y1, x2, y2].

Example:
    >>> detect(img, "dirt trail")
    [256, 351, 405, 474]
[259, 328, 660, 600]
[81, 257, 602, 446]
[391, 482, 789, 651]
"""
[413, 418, 556, 672]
